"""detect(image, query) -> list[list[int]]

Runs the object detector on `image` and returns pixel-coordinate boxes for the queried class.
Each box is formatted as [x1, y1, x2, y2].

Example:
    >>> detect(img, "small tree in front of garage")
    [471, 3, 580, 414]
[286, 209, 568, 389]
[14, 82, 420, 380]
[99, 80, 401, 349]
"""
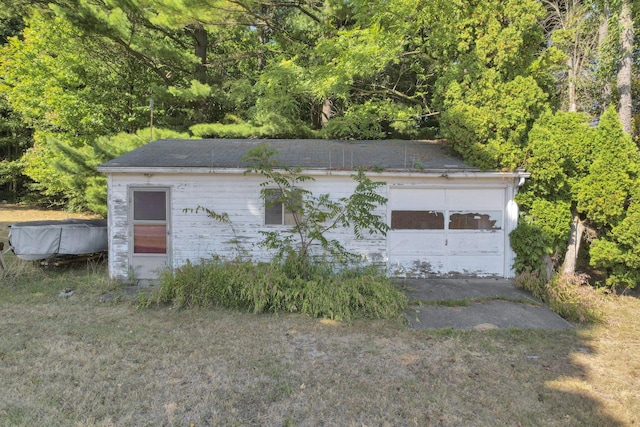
[150, 144, 405, 321]
[243, 144, 391, 279]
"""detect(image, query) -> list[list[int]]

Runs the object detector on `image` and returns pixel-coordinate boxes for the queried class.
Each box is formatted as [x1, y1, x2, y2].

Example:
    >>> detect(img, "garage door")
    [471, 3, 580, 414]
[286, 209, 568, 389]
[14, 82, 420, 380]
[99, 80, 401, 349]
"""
[388, 187, 506, 277]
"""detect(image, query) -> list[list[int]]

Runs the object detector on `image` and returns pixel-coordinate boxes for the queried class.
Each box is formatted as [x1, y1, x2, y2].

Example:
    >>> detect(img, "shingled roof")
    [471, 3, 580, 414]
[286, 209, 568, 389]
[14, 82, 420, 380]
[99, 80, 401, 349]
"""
[98, 139, 478, 172]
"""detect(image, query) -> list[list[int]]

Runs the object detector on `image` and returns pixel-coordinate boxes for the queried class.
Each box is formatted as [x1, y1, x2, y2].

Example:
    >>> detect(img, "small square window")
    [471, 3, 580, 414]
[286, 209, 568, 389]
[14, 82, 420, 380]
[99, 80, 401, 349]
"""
[264, 189, 301, 225]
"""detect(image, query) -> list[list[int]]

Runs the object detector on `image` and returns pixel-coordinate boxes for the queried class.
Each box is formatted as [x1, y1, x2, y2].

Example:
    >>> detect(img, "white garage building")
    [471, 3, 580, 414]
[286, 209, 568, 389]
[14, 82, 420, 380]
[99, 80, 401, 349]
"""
[98, 139, 527, 281]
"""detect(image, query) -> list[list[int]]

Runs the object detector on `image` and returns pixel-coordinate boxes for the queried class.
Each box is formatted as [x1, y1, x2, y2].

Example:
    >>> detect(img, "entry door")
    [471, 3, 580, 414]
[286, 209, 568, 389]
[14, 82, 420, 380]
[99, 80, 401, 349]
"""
[130, 188, 170, 280]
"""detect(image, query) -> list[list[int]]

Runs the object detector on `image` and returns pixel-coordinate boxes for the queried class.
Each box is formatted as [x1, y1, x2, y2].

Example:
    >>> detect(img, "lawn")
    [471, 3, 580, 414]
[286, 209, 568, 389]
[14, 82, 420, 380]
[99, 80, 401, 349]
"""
[1, 206, 639, 426]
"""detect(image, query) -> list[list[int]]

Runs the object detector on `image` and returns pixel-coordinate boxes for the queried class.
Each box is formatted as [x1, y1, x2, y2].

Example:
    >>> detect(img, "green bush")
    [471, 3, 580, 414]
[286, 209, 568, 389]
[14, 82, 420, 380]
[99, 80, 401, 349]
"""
[509, 220, 552, 274]
[147, 259, 407, 322]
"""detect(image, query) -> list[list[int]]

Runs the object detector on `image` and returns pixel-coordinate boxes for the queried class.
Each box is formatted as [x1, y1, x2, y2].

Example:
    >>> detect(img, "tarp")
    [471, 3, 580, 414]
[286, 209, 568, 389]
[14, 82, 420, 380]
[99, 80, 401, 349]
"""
[9, 219, 107, 261]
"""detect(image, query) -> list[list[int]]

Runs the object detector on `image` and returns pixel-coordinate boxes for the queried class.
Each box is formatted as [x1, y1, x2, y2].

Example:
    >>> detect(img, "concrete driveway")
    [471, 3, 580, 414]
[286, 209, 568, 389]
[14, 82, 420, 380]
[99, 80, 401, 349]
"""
[397, 278, 574, 330]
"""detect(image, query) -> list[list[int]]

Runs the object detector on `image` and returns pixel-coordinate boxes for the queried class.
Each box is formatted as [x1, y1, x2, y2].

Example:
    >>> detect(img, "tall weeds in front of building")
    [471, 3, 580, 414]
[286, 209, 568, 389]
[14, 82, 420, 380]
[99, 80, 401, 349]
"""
[147, 259, 407, 322]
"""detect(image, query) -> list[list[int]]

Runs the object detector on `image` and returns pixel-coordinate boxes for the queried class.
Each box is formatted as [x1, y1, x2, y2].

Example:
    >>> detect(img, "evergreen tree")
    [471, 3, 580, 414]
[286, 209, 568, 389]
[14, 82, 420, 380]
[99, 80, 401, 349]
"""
[517, 106, 640, 287]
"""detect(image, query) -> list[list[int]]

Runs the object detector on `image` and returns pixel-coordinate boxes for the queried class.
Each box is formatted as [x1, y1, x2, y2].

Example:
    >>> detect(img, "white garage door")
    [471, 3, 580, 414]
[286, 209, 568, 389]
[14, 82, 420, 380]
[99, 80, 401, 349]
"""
[388, 187, 507, 277]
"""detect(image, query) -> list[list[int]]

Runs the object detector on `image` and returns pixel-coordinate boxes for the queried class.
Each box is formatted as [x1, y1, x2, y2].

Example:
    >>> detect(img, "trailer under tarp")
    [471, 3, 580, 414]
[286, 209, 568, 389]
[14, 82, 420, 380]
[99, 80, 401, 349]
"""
[8, 219, 108, 261]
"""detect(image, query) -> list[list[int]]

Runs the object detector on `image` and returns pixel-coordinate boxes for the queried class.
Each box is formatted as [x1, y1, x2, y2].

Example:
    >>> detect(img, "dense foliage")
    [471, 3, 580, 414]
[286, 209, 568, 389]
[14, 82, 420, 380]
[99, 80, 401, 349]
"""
[0, 0, 554, 204]
[516, 106, 640, 288]
[0, 0, 638, 286]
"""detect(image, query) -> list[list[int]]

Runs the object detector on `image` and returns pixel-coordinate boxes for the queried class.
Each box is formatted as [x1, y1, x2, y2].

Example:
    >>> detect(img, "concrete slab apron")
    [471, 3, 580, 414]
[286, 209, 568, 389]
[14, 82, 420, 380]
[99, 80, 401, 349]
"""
[397, 278, 574, 330]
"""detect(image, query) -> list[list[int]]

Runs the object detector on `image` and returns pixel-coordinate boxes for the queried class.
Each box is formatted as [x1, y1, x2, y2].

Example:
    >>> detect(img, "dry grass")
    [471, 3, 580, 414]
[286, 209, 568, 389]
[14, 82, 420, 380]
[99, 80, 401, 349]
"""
[0, 204, 99, 223]
[550, 293, 640, 425]
[1, 207, 639, 426]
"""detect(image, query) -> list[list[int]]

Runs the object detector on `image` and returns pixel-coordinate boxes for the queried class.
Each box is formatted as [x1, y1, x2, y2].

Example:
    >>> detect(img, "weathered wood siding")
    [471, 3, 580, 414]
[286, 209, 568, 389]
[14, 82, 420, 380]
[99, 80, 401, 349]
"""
[105, 174, 131, 281]
[105, 172, 388, 281]
[105, 171, 520, 281]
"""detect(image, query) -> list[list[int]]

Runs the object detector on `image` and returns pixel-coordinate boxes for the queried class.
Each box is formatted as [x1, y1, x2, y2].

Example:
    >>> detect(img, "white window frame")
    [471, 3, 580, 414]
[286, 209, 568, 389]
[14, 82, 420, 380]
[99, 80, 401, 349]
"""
[264, 188, 301, 226]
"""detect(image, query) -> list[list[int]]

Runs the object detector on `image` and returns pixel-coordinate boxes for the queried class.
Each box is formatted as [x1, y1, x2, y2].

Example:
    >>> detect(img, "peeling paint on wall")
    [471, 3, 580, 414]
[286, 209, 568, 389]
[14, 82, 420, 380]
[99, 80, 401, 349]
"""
[103, 173, 521, 280]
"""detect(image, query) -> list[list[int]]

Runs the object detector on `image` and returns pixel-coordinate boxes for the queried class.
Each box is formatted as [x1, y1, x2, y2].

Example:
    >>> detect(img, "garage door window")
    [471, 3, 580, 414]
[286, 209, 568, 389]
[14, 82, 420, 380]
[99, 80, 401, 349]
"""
[448, 211, 502, 230]
[391, 210, 445, 230]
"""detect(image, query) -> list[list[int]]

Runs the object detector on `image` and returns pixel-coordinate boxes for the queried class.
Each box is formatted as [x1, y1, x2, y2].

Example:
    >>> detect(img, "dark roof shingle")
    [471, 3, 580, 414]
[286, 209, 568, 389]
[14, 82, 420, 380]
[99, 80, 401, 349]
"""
[98, 139, 477, 171]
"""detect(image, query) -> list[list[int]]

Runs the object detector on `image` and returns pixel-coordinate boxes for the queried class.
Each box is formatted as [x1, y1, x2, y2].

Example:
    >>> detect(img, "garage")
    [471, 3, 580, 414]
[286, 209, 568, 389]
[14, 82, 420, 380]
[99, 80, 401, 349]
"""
[388, 186, 513, 277]
[99, 138, 526, 281]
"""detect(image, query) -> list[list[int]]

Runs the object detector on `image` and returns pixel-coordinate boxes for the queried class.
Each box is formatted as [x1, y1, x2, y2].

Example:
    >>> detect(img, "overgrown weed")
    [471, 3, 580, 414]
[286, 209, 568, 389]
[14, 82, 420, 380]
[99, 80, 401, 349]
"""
[1, 257, 48, 289]
[546, 273, 605, 323]
[145, 258, 407, 322]
[514, 269, 547, 301]
[514, 269, 605, 323]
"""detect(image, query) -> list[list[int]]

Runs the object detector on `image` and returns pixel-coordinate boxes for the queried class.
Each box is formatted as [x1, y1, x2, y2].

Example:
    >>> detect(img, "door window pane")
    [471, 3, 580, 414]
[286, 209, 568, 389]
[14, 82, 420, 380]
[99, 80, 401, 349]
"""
[448, 212, 502, 230]
[391, 211, 445, 230]
[134, 225, 167, 253]
[134, 191, 166, 220]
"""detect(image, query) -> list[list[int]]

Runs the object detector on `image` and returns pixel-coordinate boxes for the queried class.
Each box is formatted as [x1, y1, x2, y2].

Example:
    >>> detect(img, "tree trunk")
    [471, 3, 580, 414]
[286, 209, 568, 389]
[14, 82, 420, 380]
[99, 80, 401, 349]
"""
[321, 98, 333, 127]
[567, 54, 577, 112]
[193, 24, 208, 83]
[616, 0, 633, 133]
[256, 4, 271, 71]
[257, 29, 266, 71]
[562, 212, 585, 275]
[597, 5, 611, 109]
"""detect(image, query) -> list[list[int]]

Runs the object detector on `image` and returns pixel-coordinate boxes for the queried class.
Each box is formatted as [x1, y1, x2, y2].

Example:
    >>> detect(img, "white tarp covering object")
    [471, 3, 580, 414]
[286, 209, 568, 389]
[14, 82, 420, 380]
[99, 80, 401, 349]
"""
[9, 219, 108, 261]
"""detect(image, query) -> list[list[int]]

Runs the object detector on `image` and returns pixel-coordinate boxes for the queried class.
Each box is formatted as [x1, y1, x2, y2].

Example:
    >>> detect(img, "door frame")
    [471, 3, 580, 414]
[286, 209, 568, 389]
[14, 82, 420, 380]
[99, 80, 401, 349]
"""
[128, 186, 171, 281]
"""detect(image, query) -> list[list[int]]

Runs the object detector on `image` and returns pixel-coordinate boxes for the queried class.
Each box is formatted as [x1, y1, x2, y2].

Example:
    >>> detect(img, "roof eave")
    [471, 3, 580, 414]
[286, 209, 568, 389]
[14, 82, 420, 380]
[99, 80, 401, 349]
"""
[96, 166, 530, 179]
